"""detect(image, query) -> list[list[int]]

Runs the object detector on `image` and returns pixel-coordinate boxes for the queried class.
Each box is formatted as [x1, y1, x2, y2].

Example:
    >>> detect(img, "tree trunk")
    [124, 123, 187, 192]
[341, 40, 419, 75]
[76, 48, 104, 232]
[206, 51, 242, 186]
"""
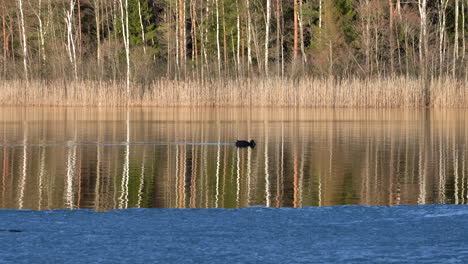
[293, 0, 298, 60]
[388, 0, 394, 74]
[175, 0, 179, 72]
[66, 0, 78, 80]
[118, 0, 130, 92]
[94, 0, 101, 68]
[298, 0, 306, 63]
[280, 0, 284, 77]
[18, 0, 28, 81]
[236, 0, 240, 75]
[137, 0, 146, 54]
[417, 0, 429, 105]
[2, 6, 7, 61]
[222, 1, 227, 72]
[276, 0, 280, 75]
[265, 0, 270, 76]
[438, 0, 448, 77]
[182, 0, 186, 71]
[418, 0, 427, 74]
[364, 0, 371, 74]
[319, 0, 322, 29]
[453, 0, 459, 76]
[246, 0, 252, 71]
[191, 0, 198, 71]
[178, 0, 185, 73]
[216, 0, 221, 75]
[77, 0, 82, 59]
[462, 0, 465, 63]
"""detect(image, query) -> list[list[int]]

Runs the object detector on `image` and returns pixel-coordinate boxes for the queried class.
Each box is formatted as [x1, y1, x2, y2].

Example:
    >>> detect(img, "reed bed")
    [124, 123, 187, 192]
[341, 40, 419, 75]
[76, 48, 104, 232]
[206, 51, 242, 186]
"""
[0, 77, 466, 107]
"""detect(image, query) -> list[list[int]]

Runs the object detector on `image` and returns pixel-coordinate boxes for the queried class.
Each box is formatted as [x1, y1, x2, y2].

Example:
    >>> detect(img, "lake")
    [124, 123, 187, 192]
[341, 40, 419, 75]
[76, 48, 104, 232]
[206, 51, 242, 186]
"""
[1, 107, 467, 211]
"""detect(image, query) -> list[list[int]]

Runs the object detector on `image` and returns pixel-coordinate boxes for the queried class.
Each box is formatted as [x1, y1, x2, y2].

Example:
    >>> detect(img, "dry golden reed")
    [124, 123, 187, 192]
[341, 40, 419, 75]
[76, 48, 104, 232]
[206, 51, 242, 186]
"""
[0, 77, 465, 107]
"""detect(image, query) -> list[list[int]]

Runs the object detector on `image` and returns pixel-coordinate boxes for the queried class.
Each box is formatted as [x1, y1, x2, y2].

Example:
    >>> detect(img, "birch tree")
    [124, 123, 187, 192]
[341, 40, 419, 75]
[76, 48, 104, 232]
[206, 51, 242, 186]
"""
[298, 0, 306, 63]
[65, 0, 78, 80]
[293, 0, 298, 60]
[216, 0, 221, 75]
[246, 0, 252, 71]
[94, 0, 101, 67]
[119, 0, 130, 93]
[276, 0, 281, 75]
[17, 0, 28, 81]
[137, 0, 146, 54]
[265, 0, 270, 76]
[29, 0, 46, 62]
[453, 0, 459, 76]
[438, 0, 449, 76]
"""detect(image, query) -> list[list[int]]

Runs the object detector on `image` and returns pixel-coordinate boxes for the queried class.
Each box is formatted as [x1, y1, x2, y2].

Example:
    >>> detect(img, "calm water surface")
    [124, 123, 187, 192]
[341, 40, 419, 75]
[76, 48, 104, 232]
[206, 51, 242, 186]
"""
[1, 107, 467, 210]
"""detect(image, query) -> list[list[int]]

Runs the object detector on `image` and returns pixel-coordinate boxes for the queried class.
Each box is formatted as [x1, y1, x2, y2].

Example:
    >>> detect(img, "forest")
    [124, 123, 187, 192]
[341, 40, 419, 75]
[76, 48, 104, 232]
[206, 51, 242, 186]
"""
[0, 0, 467, 106]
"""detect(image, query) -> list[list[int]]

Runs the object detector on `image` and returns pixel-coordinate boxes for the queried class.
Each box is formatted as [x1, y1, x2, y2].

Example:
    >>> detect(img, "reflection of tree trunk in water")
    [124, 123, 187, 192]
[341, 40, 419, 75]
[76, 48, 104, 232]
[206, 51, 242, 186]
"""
[362, 138, 370, 205]
[215, 121, 221, 208]
[65, 123, 77, 209]
[38, 146, 46, 210]
[264, 121, 270, 207]
[298, 129, 305, 208]
[462, 151, 466, 204]
[18, 120, 28, 209]
[389, 131, 395, 205]
[240, 150, 246, 207]
[237, 148, 241, 206]
[95, 143, 101, 211]
[374, 139, 379, 203]
[2, 147, 8, 208]
[119, 110, 130, 209]
[180, 146, 186, 208]
[247, 146, 252, 206]
[137, 147, 147, 208]
[395, 138, 402, 205]
[175, 144, 179, 207]
[190, 146, 198, 208]
[453, 133, 459, 204]
[437, 125, 444, 203]
[275, 121, 284, 207]
[222, 145, 228, 208]
[418, 109, 430, 204]
[293, 145, 299, 208]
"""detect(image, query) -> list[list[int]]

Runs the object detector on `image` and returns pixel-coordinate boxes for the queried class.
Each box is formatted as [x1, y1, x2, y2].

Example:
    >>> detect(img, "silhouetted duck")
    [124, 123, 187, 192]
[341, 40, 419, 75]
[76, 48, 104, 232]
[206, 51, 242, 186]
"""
[235, 140, 256, 148]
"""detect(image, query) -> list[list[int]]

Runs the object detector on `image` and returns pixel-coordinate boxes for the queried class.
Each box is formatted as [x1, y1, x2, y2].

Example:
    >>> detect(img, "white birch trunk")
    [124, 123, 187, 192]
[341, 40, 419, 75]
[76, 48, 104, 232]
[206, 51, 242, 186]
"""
[17, 0, 28, 81]
[137, 0, 146, 54]
[175, 0, 179, 71]
[417, 0, 427, 73]
[246, 0, 252, 70]
[94, 0, 101, 67]
[119, 0, 130, 93]
[298, 0, 307, 63]
[30, 0, 46, 62]
[462, 0, 465, 62]
[438, 0, 448, 76]
[319, 0, 322, 29]
[183, 0, 186, 68]
[265, 0, 270, 76]
[236, 0, 240, 74]
[453, 0, 459, 76]
[66, 0, 78, 80]
[216, 0, 221, 75]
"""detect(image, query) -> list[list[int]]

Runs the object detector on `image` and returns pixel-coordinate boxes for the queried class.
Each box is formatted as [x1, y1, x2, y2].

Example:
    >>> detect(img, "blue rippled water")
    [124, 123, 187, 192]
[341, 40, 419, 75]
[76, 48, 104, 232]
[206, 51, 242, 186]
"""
[1, 205, 468, 263]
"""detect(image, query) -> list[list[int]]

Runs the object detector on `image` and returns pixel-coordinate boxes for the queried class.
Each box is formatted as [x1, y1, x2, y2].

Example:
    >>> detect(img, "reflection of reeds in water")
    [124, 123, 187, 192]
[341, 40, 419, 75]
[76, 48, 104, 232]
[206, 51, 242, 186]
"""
[1, 108, 468, 210]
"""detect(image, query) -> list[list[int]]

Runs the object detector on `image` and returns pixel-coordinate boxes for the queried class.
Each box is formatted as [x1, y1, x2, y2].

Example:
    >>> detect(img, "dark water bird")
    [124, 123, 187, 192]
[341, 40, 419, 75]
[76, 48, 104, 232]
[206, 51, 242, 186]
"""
[235, 140, 256, 148]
